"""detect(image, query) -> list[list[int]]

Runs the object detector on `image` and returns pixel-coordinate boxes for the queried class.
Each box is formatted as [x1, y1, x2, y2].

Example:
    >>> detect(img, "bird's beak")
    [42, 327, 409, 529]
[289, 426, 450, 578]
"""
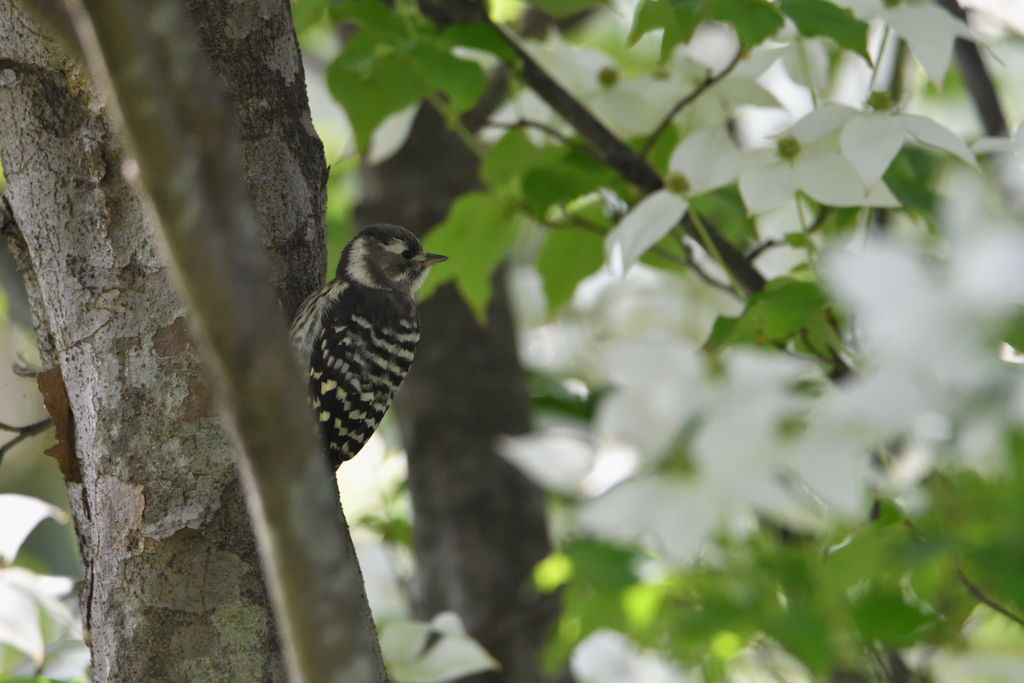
[422, 253, 449, 266]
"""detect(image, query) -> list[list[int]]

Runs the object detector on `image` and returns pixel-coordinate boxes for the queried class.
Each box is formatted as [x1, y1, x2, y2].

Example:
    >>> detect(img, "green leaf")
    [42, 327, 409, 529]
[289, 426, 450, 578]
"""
[292, 0, 327, 34]
[481, 129, 564, 188]
[534, 551, 575, 592]
[999, 306, 1024, 354]
[327, 53, 430, 150]
[704, 278, 830, 351]
[780, 0, 870, 59]
[712, 0, 784, 48]
[407, 43, 488, 113]
[359, 514, 414, 547]
[815, 206, 861, 238]
[629, 0, 674, 46]
[851, 589, 935, 647]
[526, 372, 602, 419]
[704, 315, 741, 352]
[530, 0, 608, 19]
[521, 153, 621, 216]
[420, 192, 519, 321]
[630, 0, 711, 59]
[689, 187, 757, 249]
[329, 0, 408, 42]
[760, 279, 829, 339]
[768, 606, 832, 674]
[537, 228, 605, 313]
[440, 23, 518, 62]
[882, 147, 940, 216]
[563, 540, 638, 590]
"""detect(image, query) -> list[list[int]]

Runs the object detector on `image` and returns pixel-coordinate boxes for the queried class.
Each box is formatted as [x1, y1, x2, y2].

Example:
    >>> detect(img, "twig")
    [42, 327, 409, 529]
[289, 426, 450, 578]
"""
[541, 211, 738, 296]
[640, 50, 743, 158]
[956, 569, 1024, 628]
[468, 11, 769, 294]
[806, 206, 834, 234]
[676, 241, 742, 297]
[495, 21, 664, 192]
[746, 239, 783, 262]
[483, 119, 601, 161]
[681, 213, 743, 297]
[0, 418, 52, 466]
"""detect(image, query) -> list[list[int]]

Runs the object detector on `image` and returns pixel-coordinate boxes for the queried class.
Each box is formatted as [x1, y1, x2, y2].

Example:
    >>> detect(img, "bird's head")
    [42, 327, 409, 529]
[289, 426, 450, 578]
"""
[338, 224, 448, 295]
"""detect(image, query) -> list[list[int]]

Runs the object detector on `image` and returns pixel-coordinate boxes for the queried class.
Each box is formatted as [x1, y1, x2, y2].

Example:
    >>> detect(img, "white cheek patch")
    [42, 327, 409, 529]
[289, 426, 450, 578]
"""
[346, 240, 379, 288]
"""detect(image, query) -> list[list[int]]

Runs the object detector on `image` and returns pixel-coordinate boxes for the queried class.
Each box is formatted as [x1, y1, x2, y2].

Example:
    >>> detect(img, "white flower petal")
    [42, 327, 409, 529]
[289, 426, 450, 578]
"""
[0, 494, 66, 565]
[497, 430, 595, 495]
[668, 127, 740, 193]
[380, 620, 432, 663]
[395, 632, 498, 683]
[383, 614, 499, 683]
[579, 478, 720, 562]
[605, 190, 689, 270]
[739, 162, 798, 214]
[901, 114, 978, 168]
[863, 181, 902, 208]
[0, 578, 44, 664]
[795, 152, 871, 206]
[789, 103, 861, 144]
[883, 5, 973, 86]
[367, 103, 421, 166]
[840, 114, 907, 187]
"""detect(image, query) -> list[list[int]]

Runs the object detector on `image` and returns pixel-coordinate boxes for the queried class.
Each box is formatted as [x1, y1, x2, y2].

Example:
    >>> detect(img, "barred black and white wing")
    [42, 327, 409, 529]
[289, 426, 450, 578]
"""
[293, 283, 420, 469]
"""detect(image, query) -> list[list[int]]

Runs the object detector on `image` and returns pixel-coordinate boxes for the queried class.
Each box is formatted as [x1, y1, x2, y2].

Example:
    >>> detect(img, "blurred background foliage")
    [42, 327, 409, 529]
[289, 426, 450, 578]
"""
[3, 0, 1024, 680]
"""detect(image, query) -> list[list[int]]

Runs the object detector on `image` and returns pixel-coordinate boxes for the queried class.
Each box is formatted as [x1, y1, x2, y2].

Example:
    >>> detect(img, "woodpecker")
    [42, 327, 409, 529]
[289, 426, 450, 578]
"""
[290, 224, 448, 469]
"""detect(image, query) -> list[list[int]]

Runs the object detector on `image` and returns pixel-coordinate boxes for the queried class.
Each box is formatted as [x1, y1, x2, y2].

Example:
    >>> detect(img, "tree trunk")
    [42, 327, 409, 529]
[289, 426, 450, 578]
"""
[357, 104, 557, 682]
[0, 1, 327, 679]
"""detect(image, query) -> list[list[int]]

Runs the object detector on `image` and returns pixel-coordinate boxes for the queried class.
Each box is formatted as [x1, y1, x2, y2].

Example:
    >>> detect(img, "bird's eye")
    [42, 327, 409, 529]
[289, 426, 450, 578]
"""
[401, 250, 413, 260]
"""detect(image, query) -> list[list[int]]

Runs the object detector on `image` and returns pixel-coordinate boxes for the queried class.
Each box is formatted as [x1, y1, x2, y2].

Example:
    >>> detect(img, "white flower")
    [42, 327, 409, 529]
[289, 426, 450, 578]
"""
[737, 104, 901, 214]
[834, 0, 975, 85]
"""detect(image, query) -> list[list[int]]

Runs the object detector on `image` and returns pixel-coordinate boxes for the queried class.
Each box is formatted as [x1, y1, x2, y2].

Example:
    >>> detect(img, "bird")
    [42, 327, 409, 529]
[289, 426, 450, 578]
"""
[289, 224, 448, 469]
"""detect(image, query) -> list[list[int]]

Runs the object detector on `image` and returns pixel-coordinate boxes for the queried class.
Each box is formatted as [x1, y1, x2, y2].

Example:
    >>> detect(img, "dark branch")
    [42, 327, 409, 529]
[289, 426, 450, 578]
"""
[460, 64, 510, 133]
[746, 238, 783, 262]
[0, 418, 52, 467]
[956, 569, 1024, 627]
[640, 50, 743, 158]
[483, 119, 601, 160]
[502, 23, 665, 193]
[935, 0, 1008, 136]
[481, 19, 767, 293]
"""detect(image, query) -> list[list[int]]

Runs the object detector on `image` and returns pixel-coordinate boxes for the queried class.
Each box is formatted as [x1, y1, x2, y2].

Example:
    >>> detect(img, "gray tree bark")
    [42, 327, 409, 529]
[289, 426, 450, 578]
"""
[357, 104, 558, 683]
[0, 0, 339, 679]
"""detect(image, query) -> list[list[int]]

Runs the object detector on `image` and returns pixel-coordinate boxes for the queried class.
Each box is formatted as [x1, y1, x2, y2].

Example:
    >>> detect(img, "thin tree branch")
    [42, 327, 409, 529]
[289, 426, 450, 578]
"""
[0, 418, 52, 466]
[485, 20, 767, 293]
[956, 569, 1024, 627]
[60, 0, 386, 680]
[496, 20, 665, 193]
[746, 239, 783, 262]
[935, 0, 1008, 137]
[420, 0, 769, 294]
[544, 210, 740, 297]
[460, 64, 510, 133]
[483, 119, 601, 161]
[640, 50, 743, 158]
